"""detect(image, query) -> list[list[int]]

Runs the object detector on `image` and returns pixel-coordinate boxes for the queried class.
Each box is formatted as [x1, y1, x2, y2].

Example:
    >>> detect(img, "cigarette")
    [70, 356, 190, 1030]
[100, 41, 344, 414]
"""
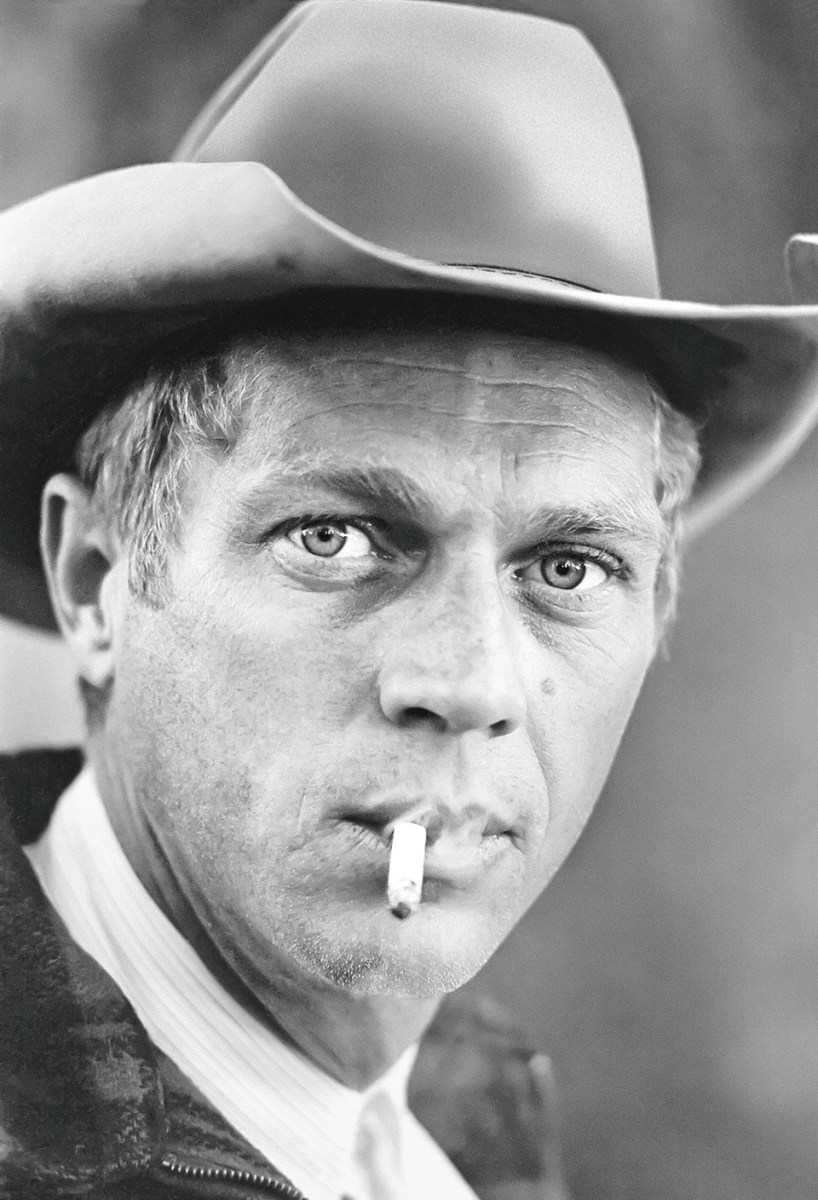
[387, 821, 427, 919]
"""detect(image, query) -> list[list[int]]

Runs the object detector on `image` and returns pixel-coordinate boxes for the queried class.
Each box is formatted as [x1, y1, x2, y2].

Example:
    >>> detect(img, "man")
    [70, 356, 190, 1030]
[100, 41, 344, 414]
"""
[2, 3, 818, 1198]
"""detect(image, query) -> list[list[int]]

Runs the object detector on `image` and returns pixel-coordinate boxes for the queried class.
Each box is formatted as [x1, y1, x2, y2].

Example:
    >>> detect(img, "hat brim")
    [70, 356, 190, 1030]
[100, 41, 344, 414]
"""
[2, 161, 818, 630]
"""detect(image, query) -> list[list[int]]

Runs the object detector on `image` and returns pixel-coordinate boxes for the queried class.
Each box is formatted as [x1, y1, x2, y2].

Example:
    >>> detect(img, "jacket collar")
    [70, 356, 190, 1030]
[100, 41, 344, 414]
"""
[0, 749, 162, 1191]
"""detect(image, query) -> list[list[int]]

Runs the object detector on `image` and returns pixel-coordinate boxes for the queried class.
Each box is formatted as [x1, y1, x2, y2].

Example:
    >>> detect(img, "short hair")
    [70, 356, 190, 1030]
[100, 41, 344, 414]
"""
[74, 292, 700, 721]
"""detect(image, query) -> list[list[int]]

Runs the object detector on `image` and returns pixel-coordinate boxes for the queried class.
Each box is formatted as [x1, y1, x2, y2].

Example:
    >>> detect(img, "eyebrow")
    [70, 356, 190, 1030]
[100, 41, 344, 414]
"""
[240, 463, 439, 520]
[515, 499, 666, 554]
[239, 463, 666, 551]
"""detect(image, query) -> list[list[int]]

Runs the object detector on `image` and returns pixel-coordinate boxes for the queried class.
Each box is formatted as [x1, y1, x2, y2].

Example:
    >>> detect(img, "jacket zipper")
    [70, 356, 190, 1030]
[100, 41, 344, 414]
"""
[160, 1154, 306, 1198]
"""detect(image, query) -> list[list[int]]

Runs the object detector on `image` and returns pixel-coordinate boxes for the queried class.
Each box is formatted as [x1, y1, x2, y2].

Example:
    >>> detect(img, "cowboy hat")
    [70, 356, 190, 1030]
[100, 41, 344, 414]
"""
[2, 0, 818, 630]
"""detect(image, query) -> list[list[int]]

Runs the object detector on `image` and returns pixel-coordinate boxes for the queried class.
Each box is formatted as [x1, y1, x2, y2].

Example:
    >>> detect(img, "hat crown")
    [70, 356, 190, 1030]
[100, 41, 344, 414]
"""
[178, 0, 660, 299]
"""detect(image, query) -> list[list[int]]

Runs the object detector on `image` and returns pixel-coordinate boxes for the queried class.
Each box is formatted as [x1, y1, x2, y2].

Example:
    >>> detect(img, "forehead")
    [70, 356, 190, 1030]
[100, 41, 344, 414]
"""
[186, 323, 670, 555]
[234, 324, 659, 465]
[209, 326, 666, 551]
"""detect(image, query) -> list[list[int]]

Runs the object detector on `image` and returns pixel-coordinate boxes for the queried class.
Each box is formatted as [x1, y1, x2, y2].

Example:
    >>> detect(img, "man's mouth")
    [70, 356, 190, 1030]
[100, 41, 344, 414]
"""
[344, 801, 514, 842]
[339, 795, 522, 887]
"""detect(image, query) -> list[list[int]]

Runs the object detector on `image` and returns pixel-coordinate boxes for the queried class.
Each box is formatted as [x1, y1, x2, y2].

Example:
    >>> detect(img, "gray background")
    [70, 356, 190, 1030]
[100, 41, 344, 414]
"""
[2, 2, 818, 1196]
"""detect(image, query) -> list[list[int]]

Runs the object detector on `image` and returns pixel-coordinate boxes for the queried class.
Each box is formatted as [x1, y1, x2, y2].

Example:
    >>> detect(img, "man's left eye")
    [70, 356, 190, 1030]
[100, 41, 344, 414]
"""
[518, 552, 610, 592]
[287, 520, 375, 559]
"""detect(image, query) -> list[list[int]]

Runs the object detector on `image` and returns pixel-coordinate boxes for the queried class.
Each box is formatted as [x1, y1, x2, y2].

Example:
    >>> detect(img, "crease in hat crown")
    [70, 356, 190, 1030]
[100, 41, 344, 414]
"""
[176, 0, 661, 301]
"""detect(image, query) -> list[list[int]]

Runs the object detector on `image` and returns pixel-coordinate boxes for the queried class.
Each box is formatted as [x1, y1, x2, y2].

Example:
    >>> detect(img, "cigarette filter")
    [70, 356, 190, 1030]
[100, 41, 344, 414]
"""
[387, 821, 427, 919]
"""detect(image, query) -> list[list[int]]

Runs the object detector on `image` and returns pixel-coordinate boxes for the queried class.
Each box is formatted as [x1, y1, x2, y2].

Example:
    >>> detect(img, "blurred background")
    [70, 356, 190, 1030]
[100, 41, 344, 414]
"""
[2, 1, 818, 1196]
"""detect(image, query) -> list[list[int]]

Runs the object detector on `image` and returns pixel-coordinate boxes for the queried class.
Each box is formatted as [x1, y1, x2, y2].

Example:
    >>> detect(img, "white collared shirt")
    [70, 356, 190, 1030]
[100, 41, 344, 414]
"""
[24, 767, 478, 1200]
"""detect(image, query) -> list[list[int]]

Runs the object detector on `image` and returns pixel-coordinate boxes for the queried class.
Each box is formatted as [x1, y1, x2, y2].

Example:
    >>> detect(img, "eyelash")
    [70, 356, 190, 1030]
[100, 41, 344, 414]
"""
[517, 542, 627, 580]
[274, 514, 399, 557]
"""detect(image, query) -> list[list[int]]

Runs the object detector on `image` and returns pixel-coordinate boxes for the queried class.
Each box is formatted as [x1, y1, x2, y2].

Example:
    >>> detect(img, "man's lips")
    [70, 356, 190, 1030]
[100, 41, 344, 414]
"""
[338, 794, 522, 887]
[341, 799, 516, 846]
[421, 829, 514, 885]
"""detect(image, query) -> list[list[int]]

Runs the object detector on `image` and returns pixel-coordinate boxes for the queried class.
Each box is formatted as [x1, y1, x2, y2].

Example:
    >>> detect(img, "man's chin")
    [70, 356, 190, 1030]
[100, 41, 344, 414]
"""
[285, 912, 501, 998]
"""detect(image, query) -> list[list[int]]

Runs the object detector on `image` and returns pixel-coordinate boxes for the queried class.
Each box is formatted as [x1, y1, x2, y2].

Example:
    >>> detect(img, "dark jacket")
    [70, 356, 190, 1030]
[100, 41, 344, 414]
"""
[0, 750, 567, 1200]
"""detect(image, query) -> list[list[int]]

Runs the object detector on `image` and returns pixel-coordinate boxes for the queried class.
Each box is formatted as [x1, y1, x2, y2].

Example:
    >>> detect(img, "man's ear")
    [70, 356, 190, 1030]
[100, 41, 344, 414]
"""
[40, 474, 123, 689]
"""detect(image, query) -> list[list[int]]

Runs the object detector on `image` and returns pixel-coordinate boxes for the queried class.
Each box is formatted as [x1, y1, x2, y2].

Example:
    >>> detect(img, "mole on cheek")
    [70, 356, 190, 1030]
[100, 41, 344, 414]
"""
[540, 677, 557, 696]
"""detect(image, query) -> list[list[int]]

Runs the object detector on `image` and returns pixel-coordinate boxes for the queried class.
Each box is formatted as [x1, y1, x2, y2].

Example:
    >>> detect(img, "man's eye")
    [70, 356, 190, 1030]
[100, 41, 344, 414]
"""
[518, 552, 610, 592]
[286, 520, 375, 559]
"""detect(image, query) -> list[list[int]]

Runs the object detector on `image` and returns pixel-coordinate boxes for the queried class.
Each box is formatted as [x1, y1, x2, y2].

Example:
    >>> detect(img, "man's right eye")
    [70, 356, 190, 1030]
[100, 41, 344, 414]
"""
[287, 519, 377, 559]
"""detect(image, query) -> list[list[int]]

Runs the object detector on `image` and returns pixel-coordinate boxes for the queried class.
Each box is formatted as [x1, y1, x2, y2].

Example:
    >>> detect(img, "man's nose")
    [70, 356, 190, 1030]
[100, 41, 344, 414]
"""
[377, 573, 527, 738]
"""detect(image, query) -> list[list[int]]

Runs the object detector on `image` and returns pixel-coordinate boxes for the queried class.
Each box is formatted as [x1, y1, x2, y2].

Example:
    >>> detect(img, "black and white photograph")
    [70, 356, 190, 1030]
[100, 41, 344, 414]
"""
[2, 2, 818, 1197]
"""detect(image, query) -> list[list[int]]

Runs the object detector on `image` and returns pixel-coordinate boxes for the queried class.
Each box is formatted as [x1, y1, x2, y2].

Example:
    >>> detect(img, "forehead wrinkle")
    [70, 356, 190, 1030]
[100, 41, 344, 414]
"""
[305, 353, 656, 435]
[330, 352, 566, 387]
[553, 390, 655, 434]
[256, 394, 652, 443]
[494, 422, 644, 445]
[512, 444, 651, 467]
[240, 398, 421, 459]
[327, 353, 638, 396]
[241, 335, 655, 425]
[316, 352, 490, 428]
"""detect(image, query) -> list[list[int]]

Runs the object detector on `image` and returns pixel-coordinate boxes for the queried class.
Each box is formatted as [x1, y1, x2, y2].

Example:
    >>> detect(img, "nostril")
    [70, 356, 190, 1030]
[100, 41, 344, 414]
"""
[488, 718, 512, 738]
[399, 706, 447, 732]
[380, 672, 526, 736]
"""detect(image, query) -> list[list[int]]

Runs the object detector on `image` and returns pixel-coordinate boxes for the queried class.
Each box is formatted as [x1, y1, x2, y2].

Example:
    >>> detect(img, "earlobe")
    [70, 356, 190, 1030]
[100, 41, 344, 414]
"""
[40, 474, 121, 689]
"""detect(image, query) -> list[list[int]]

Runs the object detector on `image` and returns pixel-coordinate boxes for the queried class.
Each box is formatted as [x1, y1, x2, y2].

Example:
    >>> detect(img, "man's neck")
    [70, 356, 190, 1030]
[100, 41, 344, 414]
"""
[225, 954, 440, 1091]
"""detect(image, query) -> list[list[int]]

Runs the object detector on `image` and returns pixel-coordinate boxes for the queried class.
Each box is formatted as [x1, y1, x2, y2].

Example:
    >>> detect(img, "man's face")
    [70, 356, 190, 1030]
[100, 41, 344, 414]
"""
[102, 326, 666, 997]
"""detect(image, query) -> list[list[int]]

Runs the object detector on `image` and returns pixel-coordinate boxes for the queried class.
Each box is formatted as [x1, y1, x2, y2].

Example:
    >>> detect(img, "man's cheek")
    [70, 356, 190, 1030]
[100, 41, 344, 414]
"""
[523, 657, 649, 863]
[181, 595, 363, 703]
